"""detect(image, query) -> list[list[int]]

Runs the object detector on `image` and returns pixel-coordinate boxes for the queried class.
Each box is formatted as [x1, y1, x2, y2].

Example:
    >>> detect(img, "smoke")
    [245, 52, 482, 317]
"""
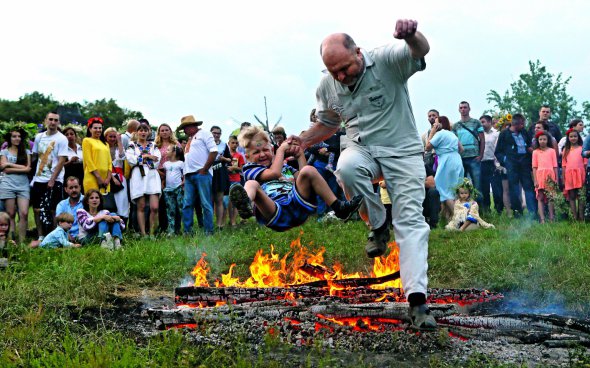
[496, 290, 574, 317]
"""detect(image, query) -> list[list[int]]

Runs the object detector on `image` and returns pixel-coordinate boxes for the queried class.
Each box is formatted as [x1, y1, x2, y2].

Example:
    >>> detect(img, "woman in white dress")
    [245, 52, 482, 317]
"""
[104, 127, 130, 220]
[125, 123, 161, 236]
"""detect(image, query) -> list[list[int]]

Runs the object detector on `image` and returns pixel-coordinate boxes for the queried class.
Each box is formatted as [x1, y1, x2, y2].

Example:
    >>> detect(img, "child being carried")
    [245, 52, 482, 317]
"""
[230, 126, 362, 232]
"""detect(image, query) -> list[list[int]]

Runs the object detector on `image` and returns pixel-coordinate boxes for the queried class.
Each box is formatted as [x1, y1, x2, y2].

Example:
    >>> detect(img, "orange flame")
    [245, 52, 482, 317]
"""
[370, 242, 402, 289]
[190, 253, 210, 287]
[188, 237, 402, 290]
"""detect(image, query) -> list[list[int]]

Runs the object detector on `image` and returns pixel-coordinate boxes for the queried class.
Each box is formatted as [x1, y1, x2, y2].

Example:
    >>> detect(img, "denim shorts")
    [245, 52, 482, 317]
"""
[254, 184, 316, 232]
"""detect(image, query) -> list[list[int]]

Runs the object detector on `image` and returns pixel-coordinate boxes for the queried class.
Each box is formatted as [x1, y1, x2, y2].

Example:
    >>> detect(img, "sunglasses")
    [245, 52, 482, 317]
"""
[47, 118, 59, 122]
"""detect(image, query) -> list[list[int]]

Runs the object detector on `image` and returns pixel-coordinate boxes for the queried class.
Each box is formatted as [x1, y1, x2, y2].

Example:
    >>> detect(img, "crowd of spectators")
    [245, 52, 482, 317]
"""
[0, 110, 345, 252]
[420, 102, 589, 229]
[0, 102, 587, 256]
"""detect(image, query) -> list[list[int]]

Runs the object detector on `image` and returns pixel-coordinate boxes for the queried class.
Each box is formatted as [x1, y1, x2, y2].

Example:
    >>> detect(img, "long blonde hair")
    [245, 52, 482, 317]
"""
[103, 127, 119, 147]
[155, 123, 178, 148]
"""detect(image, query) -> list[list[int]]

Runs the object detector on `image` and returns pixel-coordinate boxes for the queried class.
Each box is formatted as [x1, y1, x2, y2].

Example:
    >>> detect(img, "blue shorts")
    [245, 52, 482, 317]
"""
[254, 185, 317, 232]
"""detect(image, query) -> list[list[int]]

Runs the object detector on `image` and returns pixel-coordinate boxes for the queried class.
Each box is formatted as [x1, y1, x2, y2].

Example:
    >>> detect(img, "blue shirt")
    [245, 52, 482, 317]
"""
[243, 162, 297, 205]
[55, 195, 84, 237]
[40, 227, 73, 249]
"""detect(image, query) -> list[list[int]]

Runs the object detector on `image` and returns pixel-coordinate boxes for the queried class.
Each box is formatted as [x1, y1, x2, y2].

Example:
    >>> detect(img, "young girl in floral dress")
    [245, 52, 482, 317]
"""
[562, 128, 587, 220]
[445, 179, 494, 231]
[532, 131, 558, 223]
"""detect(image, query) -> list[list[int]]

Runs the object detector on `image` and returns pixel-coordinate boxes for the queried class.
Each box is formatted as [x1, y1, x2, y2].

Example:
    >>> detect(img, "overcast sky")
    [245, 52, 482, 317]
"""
[2, 0, 589, 136]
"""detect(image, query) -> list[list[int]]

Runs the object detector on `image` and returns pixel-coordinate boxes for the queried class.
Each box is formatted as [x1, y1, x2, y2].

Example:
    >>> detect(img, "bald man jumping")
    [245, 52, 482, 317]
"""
[288, 20, 435, 330]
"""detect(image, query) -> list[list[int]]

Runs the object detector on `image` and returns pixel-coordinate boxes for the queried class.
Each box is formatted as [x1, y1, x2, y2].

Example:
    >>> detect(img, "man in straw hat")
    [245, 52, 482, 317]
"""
[179, 115, 217, 235]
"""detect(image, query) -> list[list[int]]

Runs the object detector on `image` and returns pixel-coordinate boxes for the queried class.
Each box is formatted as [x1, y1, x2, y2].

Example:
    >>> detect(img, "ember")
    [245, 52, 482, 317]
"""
[147, 237, 590, 351]
[150, 237, 500, 335]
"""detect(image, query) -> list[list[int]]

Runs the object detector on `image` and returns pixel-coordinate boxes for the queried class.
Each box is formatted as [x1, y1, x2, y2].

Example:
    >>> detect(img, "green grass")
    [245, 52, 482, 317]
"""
[1, 215, 590, 366]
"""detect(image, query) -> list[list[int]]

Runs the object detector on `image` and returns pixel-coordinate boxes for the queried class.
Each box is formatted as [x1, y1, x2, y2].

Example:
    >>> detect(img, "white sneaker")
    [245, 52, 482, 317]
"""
[113, 237, 122, 250]
[101, 232, 114, 250]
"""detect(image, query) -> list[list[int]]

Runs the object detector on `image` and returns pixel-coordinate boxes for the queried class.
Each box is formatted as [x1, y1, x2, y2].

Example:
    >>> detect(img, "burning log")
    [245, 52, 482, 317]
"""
[289, 271, 400, 288]
[175, 284, 502, 308]
[298, 261, 335, 279]
[439, 314, 590, 345]
[175, 285, 405, 306]
[148, 300, 459, 330]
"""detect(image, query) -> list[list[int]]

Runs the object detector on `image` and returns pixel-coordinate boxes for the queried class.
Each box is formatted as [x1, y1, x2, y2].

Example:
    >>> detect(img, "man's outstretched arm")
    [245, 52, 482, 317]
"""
[393, 19, 430, 59]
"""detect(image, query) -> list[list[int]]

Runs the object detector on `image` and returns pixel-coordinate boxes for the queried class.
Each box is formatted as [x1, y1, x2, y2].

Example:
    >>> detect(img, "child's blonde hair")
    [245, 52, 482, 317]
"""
[238, 126, 270, 152]
[55, 213, 74, 224]
[0, 212, 9, 224]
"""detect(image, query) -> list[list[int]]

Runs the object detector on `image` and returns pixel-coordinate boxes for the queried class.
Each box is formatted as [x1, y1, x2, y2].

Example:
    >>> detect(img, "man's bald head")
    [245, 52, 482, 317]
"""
[320, 33, 357, 56]
[320, 33, 363, 86]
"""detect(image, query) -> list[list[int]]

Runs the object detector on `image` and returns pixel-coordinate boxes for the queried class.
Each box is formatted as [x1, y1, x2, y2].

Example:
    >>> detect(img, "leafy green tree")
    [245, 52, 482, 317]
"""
[0, 92, 143, 130]
[487, 60, 586, 131]
[81, 98, 143, 130]
[0, 92, 58, 123]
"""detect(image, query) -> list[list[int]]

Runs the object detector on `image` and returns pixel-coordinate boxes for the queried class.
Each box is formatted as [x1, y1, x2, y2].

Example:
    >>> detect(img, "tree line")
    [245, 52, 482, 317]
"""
[487, 60, 590, 131]
[0, 92, 143, 130]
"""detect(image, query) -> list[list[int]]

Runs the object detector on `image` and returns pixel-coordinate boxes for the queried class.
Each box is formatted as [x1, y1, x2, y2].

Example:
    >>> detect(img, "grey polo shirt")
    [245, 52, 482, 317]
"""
[316, 42, 425, 158]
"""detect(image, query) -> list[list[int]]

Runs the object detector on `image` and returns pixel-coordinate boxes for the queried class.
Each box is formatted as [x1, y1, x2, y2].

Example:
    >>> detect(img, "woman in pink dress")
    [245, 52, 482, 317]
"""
[532, 131, 558, 223]
[562, 128, 587, 220]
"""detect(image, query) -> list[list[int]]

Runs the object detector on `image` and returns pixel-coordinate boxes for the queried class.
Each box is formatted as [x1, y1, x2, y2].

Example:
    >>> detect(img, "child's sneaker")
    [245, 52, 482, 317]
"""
[113, 237, 122, 250]
[101, 232, 114, 250]
[332, 195, 363, 221]
[0, 258, 8, 269]
[229, 184, 253, 219]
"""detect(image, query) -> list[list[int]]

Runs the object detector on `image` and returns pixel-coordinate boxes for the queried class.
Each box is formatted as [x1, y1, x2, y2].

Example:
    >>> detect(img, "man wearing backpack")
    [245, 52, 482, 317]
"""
[453, 101, 485, 202]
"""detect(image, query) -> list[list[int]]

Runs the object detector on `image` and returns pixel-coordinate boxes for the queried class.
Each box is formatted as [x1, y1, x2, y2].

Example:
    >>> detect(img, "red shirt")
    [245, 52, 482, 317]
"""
[229, 152, 245, 182]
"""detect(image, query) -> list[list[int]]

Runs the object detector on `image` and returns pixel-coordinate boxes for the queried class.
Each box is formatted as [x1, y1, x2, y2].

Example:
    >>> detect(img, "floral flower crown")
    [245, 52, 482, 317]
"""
[454, 177, 480, 199]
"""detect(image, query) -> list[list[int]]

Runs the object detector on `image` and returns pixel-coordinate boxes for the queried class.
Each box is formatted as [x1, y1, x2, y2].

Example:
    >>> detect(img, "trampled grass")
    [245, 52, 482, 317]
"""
[1, 214, 590, 366]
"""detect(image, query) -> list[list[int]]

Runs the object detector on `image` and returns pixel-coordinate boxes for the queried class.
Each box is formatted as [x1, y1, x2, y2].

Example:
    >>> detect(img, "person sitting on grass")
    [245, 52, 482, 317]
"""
[0, 212, 14, 268]
[38, 213, 81, 249]
[446, 178, 495, 231]
[229, 126, 362, 232]
[76, 189, 125, 249]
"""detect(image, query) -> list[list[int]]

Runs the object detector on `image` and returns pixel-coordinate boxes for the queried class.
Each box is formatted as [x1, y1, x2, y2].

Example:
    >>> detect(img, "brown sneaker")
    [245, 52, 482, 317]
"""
[408, 304, 437, 331]
[365, 224, 390, 258]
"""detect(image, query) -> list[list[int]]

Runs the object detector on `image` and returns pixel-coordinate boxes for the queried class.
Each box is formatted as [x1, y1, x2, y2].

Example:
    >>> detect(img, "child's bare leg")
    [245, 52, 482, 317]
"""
[548, 202, 555, 221]
[295, 166, 337, 204]
[461, 222, 478, 231]
[459, 221, 470, 231]
[537, 196, 545, 223]
[568, 190, 579, 220]
[244, 181, 277, 220]
[578, 197, 585, 221]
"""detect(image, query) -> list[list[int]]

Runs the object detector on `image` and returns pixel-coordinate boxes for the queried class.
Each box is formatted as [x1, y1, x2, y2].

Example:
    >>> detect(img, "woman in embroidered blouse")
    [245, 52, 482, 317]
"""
[76, 189, 124, 248]
[62, 126, 84, 191]
[104, 127, 130, 219]
[82, 117, 111, 194]
[126, 122, 162, 236]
